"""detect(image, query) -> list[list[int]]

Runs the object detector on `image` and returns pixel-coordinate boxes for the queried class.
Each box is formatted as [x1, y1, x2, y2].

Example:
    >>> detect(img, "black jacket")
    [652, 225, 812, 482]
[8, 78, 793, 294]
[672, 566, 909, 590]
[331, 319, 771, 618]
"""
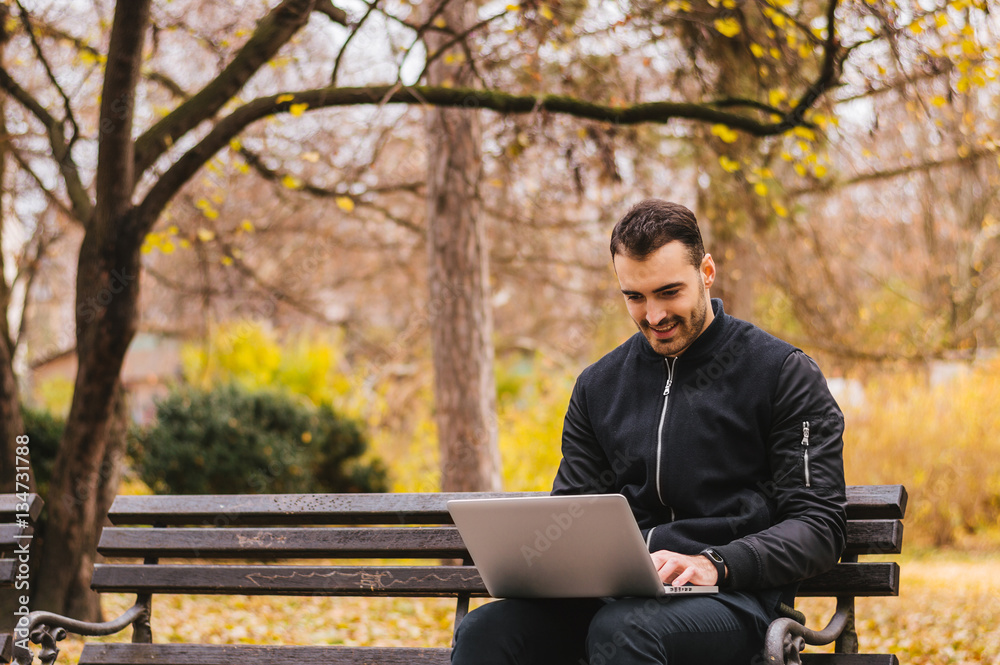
[552, 299, 847, 595]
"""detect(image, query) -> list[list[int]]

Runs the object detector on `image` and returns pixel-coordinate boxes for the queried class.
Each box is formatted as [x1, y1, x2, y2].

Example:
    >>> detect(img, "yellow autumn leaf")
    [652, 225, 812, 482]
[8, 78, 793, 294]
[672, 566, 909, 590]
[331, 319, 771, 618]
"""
[754, 182, 768, 196]
[932, 96, 947, 107]
[221, 256, 233, 266]
[197, 229, 216, 243]
[433, 17, 447, 28]
[241, 220, 256, 233]
[539, 4, 554, 20]
[289, 103, 309, 117]
[814, 164, 828, 177]
[160, 241, 176, 255]
[768, 89, 788, 107]
[714, 17, 741, 37]
[179, 239, 191, 249]
[719, 156, 740, 172]
[772, 201, 788, 217]
[792, 126, 816, 141]
[282, 174, 302, 189]
[336, 196, 355, 213]
[276, 94, 295, 104]
[750, 43, 764, 58]
[711, 124, 739, 143]
[506, 3, 519, 10]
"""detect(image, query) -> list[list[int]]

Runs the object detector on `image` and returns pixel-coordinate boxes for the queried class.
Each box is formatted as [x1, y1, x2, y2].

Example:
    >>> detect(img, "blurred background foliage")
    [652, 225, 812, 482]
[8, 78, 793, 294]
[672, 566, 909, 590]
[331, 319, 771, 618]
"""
[5, 0, 1000, 556]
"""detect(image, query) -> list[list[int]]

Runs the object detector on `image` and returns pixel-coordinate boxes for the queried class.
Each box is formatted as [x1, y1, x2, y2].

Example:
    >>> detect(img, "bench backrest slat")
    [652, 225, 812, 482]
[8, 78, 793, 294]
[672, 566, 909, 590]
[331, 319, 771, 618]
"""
[91, 564, 487, 597]
[796, 562, 899, 597]
[91, 561, 897, 597]
[98, 527, 468, 559]
[106, 486, 906, 525]
[0, 493, 43, 522]
[98, 521, 901, 559]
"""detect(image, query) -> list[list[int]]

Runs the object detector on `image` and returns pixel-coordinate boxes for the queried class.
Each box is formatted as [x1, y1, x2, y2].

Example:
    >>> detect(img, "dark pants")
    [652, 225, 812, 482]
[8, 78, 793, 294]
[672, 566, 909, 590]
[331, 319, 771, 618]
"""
[451, 592, 777, 665]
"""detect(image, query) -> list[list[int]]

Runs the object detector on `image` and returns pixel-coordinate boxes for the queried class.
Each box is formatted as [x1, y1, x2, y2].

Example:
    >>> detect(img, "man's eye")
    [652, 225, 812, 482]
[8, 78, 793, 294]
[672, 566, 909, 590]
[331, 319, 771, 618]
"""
[625, 294, 643, 302]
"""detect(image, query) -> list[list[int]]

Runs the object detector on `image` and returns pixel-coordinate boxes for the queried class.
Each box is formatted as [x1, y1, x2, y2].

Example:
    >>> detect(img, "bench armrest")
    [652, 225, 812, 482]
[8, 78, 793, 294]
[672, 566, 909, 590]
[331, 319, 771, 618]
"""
[12, 600, 148, 665]
[764, 596, 853, 665]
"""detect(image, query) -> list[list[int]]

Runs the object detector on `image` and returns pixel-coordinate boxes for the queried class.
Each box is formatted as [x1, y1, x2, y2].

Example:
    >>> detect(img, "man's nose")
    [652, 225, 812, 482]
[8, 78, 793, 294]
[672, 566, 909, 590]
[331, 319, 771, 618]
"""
[646, 302, 666, 326]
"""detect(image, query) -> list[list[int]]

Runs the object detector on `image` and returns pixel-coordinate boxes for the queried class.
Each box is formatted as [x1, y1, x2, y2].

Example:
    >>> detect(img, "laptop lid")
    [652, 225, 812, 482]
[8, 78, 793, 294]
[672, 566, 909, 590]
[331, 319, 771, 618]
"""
[447, 494, 718, 599]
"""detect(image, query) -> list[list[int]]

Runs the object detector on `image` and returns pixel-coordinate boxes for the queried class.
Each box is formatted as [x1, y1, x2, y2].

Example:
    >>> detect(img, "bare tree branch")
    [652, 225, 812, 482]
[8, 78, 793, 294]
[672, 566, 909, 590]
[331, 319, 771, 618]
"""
[0, 67, 93, 223]
[133, 0, 342, 177]
[136, 81, 827, 238]
[14, 0, 80, 147]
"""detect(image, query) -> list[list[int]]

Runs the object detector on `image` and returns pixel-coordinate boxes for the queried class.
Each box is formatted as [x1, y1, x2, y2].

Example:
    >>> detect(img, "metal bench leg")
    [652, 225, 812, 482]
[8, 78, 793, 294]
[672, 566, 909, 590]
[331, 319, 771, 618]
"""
[834, 598, 858, 654]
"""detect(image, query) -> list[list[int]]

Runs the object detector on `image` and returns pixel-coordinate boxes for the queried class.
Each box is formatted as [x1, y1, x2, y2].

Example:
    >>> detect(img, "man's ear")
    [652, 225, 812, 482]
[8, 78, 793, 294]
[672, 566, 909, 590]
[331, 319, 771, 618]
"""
[701, 254, 716, 289]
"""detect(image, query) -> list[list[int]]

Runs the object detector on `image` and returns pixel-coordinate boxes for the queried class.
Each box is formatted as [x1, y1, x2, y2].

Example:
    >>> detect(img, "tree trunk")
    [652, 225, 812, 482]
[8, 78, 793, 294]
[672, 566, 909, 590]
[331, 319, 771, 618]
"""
[424, 0, 502, 492]
[32, 0, 150, 619]
[0, 1, 26, 496]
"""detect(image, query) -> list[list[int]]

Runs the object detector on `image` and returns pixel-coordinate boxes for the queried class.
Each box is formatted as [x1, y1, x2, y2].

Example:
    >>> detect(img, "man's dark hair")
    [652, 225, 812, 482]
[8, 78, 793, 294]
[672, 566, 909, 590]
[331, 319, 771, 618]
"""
[610, 199, 706, 267]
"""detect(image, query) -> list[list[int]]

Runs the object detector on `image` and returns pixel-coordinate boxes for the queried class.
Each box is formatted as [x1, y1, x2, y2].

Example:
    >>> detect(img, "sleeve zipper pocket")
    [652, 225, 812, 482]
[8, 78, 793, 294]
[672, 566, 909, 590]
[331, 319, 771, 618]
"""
[801, 421, 811, 488]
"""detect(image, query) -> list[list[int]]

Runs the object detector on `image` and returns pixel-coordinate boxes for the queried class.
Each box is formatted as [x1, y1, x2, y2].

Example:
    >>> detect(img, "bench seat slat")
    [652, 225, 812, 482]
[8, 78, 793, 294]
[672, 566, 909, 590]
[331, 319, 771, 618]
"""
[106, 486, 906, 526]
[91, 564, 488, 597]
[800, 655, 899, 665]
[80, 644, 452, 665]
[796, 562, 899, 597]
[97, 527, 469, 559]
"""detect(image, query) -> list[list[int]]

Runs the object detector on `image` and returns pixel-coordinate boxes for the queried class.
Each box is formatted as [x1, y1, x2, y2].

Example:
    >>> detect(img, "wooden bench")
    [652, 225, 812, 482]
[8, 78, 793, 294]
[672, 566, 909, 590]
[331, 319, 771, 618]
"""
[8, 485, 905, 665]
[1, 494, 43, 664]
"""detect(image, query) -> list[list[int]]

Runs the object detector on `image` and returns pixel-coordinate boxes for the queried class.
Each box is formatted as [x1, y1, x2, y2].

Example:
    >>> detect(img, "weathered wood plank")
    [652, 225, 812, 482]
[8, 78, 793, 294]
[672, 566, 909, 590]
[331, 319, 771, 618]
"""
[97, 527, 470, 559]
[842, 520, 903, 556]
[91, 564, 488, 597]
[797, 562, 899, 597]
[98, 520, 900, 560]
[80, 644, 453, 665]
[800, 654, 898, 665]
[844, 486, 907, 520]
[0, 494, 43, 522]
[0, 524, 31, 551]
[92, 562, 897, 598]
[107, 486, 906, 526]
[0, 559, 15, 586]
[107, 492, 539, 526]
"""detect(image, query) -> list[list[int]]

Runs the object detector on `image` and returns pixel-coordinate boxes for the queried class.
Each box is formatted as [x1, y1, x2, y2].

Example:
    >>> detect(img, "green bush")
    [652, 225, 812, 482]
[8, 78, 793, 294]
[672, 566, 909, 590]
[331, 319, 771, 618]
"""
[133, 384, 388, 494]
[20, 406, 65, 497]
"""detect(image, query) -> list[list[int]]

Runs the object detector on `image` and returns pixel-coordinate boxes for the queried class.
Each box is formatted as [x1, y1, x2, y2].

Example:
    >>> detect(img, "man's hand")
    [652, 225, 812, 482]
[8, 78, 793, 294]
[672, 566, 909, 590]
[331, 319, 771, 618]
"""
[650, 550, 722, 586]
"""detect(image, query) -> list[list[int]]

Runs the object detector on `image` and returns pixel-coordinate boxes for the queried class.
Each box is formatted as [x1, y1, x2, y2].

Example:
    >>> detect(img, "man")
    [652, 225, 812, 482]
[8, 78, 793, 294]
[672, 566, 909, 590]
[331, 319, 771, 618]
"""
[451, 199, 847, 664]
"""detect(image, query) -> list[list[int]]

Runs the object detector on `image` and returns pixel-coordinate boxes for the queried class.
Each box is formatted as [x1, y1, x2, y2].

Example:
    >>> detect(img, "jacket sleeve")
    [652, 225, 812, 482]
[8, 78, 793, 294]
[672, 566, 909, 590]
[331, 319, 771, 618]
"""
[713, 351, 848, 590]
[551, 376, 614, 495]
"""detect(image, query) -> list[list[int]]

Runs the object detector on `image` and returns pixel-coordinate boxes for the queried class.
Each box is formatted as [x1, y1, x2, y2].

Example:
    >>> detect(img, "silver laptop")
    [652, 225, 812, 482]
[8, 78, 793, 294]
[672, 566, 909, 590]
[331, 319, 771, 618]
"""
[447, 494, 718, 598]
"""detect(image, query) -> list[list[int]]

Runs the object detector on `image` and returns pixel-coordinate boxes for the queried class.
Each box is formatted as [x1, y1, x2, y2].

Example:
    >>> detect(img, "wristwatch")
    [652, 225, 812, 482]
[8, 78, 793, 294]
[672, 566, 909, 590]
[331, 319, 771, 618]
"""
[700, 548, 729, 587]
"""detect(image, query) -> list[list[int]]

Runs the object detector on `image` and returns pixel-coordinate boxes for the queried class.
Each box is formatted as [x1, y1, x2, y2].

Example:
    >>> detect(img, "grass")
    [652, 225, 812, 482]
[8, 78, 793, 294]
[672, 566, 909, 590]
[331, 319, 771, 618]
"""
[47, 550, 1000, 665]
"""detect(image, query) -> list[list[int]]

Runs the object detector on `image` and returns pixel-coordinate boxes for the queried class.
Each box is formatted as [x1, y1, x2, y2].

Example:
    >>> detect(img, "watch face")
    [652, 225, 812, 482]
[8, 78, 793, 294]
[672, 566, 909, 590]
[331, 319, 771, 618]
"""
[706, 550, 724, 563]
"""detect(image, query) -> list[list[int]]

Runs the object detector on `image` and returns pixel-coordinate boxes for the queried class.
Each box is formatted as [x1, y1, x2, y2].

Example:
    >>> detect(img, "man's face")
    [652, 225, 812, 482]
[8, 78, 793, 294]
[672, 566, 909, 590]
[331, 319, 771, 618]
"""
[613, 241, 716, 358]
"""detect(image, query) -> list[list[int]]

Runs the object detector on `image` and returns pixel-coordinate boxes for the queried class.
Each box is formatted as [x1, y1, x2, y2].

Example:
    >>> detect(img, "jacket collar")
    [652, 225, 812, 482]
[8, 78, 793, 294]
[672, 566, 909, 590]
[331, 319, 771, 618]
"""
[635, 298, 729, 363]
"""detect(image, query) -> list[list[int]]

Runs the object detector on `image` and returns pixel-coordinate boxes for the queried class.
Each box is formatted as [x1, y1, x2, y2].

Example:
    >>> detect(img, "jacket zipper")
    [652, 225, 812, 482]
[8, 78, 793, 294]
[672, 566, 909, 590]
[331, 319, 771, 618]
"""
[656, 357, 677, 513]
[801, 421, 811, 488]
